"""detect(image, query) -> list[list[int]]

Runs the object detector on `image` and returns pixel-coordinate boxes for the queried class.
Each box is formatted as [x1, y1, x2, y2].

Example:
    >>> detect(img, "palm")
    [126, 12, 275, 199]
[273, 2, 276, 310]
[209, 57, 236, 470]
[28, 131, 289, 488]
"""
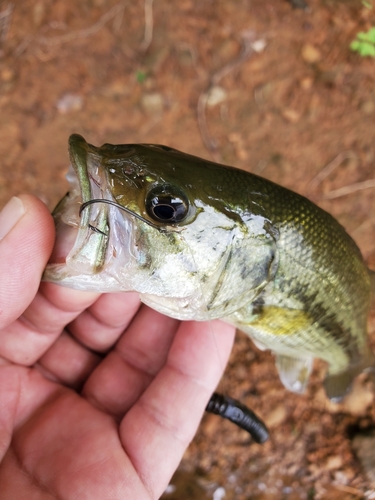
[1, 367, 137, 499]
[0, 195, 235, 500]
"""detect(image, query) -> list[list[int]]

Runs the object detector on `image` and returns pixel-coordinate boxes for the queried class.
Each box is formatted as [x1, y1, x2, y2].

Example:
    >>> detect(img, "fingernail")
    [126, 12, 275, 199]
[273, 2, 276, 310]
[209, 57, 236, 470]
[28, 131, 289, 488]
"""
[0, 197, 26, 241]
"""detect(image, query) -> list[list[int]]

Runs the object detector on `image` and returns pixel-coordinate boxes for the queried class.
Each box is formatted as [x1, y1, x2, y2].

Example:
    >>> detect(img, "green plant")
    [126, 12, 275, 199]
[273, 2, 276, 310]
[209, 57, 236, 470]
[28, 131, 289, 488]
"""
[361, 0, 372, 9]
[350, 27, 375, 57]
[136, 70, 147, 83]
[307, 487, 315, 500]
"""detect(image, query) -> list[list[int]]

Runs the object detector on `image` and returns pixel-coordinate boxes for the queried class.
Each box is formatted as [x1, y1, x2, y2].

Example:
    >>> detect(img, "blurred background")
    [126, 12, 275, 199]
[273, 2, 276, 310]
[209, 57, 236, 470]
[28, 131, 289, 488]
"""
[1, 0, 375, 498]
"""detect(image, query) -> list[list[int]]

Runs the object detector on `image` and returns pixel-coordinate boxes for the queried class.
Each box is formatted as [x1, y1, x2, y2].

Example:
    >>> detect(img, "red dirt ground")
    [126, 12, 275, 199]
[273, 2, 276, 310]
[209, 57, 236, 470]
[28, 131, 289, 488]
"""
[1, 1, 375, 498]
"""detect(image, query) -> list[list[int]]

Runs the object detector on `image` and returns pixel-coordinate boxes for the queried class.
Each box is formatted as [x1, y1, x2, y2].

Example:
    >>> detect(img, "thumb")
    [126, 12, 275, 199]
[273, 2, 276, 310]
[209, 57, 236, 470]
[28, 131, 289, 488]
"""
[0, 195, 55, 330]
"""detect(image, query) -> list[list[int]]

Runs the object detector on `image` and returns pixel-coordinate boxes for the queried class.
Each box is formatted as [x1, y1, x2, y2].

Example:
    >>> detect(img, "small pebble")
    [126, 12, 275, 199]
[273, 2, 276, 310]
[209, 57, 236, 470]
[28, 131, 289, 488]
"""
[264, 405, 287, 428]
[360, 100, 375, 115]
[251, 39, 267, 53]
[342, 378, 374, 416]
[164, 484, 176, 494]
[283, 486, 293, 494]
[352, 429, 375, 485]
[324, 455, 343, 471]
[301, 43, 322, 64]
[141, 93, 164, 114]
[282, 108, 301, 123]
[212, 486, 226, 500]
[56, 94, 83, 114]
[300, 77, 313, 90]
[207, 86, 227, 107]
[0, 68, 15, 82]
[33, 2, 45, 26]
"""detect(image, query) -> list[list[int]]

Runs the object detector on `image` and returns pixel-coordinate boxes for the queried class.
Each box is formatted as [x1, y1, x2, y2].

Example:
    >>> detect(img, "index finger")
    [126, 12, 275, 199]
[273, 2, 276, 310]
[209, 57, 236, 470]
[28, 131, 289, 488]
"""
[1, 281, 101, 368]
[0, 195, 55, 330]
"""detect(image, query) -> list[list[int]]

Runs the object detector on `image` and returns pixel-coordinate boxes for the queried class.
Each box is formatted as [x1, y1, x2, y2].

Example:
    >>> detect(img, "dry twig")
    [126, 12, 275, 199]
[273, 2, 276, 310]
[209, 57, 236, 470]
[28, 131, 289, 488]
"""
[323, 179, 375, 200]
[332, 484, 365, 497]
[38, 3, 125, 46]
[306, 150, 357, 193]
[0, 3, 14, 44]
[306, 149, 375, 202]
[139, 0, 154, 52]
[197, 31, 261, 161]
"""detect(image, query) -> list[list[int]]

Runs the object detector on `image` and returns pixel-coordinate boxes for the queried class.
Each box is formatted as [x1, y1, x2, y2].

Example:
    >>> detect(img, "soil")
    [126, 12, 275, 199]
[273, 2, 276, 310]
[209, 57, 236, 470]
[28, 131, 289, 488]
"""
[1, 0, 375, 498]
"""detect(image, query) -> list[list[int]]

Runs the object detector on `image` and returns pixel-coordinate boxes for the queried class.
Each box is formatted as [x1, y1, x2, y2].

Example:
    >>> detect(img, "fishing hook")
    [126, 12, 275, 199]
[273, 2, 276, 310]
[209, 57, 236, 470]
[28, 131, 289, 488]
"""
[79, 198, 162, 230]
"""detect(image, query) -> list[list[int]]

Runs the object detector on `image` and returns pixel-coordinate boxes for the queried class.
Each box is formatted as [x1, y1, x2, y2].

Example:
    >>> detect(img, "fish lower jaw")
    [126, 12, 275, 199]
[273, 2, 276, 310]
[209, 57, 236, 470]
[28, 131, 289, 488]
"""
[140, 292, 225, 321]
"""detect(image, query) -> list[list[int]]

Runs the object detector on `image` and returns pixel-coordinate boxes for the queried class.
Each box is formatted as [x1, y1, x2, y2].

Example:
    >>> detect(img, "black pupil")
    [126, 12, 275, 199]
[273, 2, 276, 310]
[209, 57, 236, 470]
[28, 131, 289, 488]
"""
[150, 194, 187, 222]
[153, 204, 175, 220]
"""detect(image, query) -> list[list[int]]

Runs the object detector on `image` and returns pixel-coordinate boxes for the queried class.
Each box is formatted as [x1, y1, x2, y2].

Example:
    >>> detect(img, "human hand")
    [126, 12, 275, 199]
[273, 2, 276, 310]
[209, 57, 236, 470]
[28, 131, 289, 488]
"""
[0, 195, 235, 499]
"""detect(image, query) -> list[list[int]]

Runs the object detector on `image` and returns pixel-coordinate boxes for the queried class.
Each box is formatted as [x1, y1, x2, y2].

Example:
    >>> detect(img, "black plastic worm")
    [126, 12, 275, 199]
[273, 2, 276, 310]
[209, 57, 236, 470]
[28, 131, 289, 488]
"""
[206, 392, 269, 443]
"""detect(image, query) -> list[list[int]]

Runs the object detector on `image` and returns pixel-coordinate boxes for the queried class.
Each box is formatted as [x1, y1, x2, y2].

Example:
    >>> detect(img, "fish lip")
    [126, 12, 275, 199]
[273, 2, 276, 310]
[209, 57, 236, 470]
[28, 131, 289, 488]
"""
[44, 135, 111, 281]
[68, 134, 92, 203]
[68, 134, 111, 273]
[68, 134, 101, 233]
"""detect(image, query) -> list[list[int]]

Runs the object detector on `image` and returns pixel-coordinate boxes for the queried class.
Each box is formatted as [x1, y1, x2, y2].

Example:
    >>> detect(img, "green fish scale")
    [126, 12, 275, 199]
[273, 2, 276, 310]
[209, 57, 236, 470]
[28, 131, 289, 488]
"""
[235, 172, 370, 370]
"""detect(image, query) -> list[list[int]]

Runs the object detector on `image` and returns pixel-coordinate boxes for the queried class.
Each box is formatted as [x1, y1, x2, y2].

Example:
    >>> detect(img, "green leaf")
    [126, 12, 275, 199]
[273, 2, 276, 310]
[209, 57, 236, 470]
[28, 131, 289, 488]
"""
[359, 42, 375, 56]
[350, 40, 360, 50]
[357, 29, 375, 43]
[368, 27, 375, 42]
[350, 27, 375, 57]
[136, 71, 147, 83]
[361, 0, 373, 9]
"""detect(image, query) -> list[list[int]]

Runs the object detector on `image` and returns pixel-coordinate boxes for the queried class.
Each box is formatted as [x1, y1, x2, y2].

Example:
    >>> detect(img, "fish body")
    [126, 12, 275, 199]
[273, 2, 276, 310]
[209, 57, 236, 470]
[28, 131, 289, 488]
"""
[44, 134, 374, 400]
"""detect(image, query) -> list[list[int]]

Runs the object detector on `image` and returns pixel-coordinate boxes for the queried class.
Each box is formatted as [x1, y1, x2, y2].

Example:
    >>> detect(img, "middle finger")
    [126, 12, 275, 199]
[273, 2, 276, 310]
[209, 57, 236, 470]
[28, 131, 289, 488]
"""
[67, 291, 141, 351]
[82, 305, 179, 417]
[36, 291, 142, 387]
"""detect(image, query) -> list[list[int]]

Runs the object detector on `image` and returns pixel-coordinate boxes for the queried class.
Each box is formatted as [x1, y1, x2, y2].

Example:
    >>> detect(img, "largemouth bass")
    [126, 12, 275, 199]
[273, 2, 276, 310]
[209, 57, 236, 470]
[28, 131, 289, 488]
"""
[44, 134, 375, 401]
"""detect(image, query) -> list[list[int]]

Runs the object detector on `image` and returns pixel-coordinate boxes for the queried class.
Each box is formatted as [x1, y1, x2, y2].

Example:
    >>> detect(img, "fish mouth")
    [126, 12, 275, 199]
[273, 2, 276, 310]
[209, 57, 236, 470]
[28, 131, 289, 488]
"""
[43, 137, 135, 291]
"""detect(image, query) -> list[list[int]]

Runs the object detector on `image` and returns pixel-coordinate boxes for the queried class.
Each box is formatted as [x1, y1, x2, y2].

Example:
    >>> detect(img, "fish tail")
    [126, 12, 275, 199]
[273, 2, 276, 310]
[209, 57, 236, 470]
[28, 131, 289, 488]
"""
[324, 345, 375, 402]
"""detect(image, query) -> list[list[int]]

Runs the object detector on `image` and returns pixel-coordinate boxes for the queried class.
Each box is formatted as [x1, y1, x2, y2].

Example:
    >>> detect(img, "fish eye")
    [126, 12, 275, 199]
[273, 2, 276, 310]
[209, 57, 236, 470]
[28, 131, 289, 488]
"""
[146, 186, 189, 223]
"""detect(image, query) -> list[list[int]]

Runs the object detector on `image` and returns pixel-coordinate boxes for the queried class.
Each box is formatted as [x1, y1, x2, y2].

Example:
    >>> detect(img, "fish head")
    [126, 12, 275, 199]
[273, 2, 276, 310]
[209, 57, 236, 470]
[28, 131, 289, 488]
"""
[44, 134, 277, 320]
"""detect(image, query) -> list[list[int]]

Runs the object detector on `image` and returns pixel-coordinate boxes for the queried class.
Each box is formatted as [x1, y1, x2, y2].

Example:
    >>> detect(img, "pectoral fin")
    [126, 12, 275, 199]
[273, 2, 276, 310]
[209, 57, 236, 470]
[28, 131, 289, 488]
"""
[231, 306, 315, 393]
[275, 354, 313, 394]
